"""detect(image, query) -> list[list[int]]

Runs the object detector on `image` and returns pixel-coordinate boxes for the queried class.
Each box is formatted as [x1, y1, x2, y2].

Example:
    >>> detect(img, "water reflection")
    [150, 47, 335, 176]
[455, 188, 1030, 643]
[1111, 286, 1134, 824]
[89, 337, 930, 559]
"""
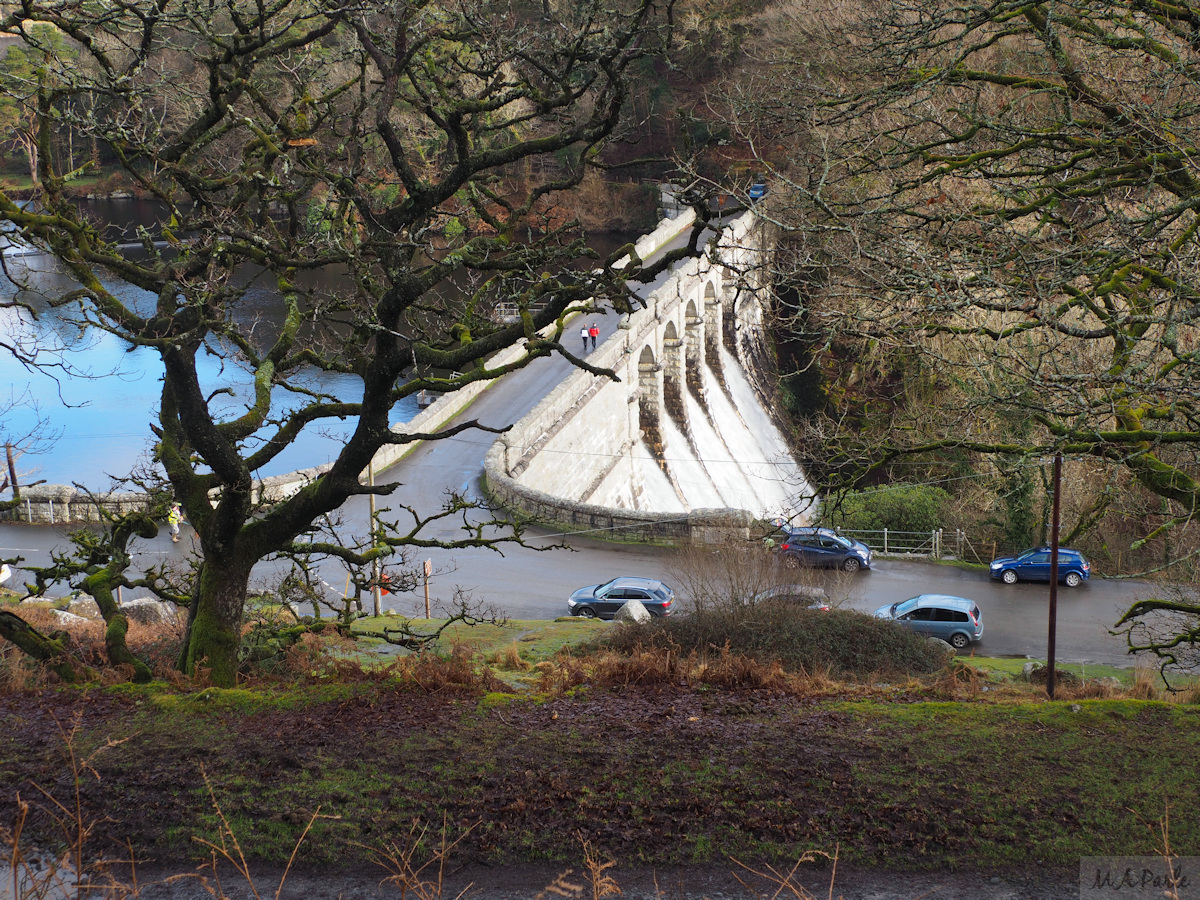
[0, 199, 638, 488]
[0, 246, 403, 487]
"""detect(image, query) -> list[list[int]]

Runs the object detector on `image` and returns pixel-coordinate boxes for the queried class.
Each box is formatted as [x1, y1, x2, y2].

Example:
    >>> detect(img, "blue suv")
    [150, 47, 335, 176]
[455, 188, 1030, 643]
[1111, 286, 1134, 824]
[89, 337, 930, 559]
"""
[990, 547, 1091, 587]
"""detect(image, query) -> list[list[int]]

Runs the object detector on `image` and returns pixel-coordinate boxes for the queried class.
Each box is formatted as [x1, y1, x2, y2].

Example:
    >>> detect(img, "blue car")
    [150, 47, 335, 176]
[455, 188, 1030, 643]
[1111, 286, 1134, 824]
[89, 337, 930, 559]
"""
[772, 526, 872, 573]
[989, 547, 1091, 587]
[748, 180, 767, 201]
[875, 594, 983, 650]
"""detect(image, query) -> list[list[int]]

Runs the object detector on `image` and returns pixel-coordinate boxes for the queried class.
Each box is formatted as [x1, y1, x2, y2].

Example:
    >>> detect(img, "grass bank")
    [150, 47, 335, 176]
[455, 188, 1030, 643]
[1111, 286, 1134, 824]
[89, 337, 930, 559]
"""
[1, 674, 1195, 873]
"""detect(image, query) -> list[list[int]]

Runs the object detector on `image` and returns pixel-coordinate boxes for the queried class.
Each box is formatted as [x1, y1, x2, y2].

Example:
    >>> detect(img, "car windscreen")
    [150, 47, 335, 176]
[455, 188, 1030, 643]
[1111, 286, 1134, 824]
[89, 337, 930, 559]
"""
[894, 598, 919, 616]
[596, 579, 618, 594]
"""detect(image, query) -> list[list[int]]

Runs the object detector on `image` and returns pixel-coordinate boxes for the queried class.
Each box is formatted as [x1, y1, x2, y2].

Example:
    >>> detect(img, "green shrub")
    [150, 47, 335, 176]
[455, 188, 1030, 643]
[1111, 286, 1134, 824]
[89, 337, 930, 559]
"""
[826, 484, 950, 534]
[600, 604, 949, 679]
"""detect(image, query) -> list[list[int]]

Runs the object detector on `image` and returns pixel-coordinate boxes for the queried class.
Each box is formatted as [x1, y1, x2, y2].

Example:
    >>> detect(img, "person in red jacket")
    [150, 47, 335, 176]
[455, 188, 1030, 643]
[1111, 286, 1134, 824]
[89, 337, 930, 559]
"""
[589, 322, 599, 350]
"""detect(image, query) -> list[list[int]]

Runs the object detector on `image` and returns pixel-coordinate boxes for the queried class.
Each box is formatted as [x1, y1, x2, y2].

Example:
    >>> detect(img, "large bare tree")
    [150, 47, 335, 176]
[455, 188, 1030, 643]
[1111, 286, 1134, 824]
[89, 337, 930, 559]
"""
[0, 0, 705, 685]
[713, 0, 1200, 539]
[702, 0, 1200, 663]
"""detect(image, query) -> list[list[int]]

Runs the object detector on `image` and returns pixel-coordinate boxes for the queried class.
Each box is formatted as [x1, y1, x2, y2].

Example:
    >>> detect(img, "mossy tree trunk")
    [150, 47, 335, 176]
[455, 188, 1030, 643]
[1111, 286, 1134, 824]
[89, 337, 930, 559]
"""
[0, 611, 93, 682]
[81, 514, 159, 683]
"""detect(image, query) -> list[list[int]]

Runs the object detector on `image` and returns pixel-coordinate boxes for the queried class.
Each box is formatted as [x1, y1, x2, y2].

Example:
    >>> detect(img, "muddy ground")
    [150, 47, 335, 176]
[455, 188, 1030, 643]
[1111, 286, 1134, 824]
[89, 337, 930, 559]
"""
[0, 685, 1142, 899]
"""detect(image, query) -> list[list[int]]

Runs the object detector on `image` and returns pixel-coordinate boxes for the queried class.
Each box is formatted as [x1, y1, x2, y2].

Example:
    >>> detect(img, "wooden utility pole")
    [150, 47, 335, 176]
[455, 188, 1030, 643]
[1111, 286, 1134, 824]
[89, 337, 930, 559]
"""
[423, 558, 432, 618]
[1046, 452, 1062, 699]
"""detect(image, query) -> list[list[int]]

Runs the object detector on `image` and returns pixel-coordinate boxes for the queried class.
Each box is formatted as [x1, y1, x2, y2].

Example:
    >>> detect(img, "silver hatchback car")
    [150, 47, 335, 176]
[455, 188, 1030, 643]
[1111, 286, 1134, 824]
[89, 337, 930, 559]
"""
[874, 594, 983, 650]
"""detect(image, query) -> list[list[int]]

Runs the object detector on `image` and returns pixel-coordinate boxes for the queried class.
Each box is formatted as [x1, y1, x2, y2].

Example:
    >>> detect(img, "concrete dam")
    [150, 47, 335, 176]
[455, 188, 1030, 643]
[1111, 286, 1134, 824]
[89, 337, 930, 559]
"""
[486, 212, 814, 542]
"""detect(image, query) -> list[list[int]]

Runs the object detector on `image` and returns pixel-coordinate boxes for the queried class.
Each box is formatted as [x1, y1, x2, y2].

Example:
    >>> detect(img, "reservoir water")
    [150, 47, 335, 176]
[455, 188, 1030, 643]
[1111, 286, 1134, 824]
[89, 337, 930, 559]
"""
[0, 199, 637, 490]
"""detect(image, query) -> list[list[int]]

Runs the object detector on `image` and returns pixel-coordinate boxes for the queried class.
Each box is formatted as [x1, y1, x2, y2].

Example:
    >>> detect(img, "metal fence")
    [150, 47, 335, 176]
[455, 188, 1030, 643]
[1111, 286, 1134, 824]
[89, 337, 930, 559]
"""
[838, 528, 971, 561]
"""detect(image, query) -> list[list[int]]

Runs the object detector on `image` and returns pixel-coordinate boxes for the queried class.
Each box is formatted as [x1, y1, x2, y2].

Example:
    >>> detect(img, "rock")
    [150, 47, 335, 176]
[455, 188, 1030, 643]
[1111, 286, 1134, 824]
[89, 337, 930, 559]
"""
[614, 599, 651, 624]
[1022, 661, 1037, 681]
[927, 637, 955, 653]
[68, 595, 100, 618]
[51, 610, 91, 627]
[1070, 704, 1082, 712]
[118, 598, 179, 625]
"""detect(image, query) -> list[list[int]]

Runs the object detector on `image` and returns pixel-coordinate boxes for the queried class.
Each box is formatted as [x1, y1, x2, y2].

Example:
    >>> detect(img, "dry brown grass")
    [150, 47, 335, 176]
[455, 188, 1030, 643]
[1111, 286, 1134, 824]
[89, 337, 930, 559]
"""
[0, 643, 40, 692]
[930, 659, 986, 699]
[1173, 681, 1200, 704]
[0, 606, 186, 690]
[488, 642, 532, 672]
[395, 644, 511, 693]
[534, 643, 851, 697]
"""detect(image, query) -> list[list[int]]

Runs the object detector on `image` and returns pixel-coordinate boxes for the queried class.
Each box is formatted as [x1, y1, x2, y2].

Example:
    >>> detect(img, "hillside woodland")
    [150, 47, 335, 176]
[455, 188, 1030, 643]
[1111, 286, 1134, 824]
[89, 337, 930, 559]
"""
[660, 0, 1200, 664]
[699, 0, 1200, 573]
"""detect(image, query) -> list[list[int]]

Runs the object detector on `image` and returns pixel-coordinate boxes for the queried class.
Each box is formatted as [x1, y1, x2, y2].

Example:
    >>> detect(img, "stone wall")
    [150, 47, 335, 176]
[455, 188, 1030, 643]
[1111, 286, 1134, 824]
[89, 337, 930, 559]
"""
[482, 461, 756, 544]
[2, 484, 153, 525]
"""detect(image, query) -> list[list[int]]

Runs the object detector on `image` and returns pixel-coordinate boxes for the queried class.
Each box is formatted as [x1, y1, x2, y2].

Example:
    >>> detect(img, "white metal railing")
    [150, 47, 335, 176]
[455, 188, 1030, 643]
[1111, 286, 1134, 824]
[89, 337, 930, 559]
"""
[836, 528, 970, 560]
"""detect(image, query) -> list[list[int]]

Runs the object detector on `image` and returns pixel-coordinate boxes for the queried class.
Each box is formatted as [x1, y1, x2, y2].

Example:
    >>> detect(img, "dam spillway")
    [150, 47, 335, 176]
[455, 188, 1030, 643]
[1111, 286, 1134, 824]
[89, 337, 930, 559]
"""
[485, 212, 813, 543]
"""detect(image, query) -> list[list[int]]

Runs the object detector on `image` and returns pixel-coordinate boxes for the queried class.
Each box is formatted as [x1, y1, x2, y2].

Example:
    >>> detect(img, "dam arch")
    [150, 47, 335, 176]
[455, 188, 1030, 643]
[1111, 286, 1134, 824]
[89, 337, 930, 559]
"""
[485, 211, 812, 544]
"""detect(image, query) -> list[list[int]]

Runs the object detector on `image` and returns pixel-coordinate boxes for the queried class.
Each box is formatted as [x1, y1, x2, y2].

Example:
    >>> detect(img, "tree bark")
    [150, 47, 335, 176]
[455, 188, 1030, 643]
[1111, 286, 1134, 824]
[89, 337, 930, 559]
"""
[5, 443, 18, 502]
[0, 611, 93, 682]
[180, 561, 253, 685]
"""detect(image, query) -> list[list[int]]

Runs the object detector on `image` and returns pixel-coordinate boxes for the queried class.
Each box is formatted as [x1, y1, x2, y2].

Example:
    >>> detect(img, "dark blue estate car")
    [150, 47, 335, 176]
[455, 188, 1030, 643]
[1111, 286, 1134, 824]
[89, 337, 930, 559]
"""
[989, 547, 1091, 587]
[772, 526, 872, 573]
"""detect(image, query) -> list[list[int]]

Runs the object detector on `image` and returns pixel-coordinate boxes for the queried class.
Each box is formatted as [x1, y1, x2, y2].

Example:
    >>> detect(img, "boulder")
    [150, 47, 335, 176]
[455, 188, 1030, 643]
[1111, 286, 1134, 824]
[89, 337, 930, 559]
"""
[614, 599, 651, 624]
[68, 595, 101, 618]
[926, 637, 956, 654]
[51, 610, 91, 627]
[118, 598, 179, 625]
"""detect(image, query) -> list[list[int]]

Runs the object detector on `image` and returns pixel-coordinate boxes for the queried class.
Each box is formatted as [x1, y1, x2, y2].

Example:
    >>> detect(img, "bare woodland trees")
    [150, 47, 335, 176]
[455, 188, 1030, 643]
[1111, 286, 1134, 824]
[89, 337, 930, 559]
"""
[722, 0, 1200, 668]
[0, 0, 703, 686]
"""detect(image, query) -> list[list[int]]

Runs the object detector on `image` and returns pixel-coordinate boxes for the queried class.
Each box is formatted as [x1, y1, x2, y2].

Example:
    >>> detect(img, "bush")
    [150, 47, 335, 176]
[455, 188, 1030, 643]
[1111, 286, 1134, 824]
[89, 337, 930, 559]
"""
[826, 484, 950, 534]
[600, 604, 950, 679]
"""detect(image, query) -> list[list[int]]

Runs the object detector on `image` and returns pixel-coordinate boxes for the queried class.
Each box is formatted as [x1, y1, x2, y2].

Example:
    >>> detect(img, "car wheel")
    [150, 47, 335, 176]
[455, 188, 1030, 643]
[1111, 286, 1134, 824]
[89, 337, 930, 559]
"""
[1064, 571, 1082, 588]
[783, 554, 802, 570]
[575, 607, 597, 618]
[842, 557, 861, 573]
[1001, 569, 1018, 585]
[950, 633, 970, 650]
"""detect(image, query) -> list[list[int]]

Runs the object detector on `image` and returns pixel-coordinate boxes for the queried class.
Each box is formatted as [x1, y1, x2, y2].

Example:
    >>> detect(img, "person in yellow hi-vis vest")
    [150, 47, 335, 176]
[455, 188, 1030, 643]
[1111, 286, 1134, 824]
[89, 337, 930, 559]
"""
[167, 503, 184, 543]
